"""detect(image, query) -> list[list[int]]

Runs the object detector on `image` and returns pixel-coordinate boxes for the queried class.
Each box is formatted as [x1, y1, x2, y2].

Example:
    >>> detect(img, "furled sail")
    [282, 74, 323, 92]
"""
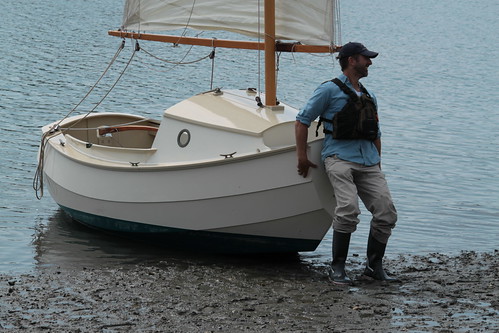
[122, 0, 339, 46]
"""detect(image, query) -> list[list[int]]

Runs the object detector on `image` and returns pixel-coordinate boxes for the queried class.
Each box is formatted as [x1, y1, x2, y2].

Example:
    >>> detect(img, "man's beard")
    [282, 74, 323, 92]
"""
[354, 64, 369, 78]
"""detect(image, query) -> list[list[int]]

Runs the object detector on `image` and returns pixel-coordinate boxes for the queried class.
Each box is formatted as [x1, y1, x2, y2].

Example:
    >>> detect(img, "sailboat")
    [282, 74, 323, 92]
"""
[35, 0, 341, 253]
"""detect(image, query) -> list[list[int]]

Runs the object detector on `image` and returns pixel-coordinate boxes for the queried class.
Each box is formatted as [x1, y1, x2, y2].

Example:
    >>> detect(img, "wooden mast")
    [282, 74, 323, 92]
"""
[264, 0, 278, 109]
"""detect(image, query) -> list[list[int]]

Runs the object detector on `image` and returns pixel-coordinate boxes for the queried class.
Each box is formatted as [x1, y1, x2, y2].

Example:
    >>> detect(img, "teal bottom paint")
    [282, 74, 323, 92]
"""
[60, 206, 320, 254]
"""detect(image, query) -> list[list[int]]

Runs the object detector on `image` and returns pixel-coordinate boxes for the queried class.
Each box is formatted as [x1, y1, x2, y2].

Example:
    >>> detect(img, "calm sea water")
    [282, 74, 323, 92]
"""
[1, 0, 498, 274]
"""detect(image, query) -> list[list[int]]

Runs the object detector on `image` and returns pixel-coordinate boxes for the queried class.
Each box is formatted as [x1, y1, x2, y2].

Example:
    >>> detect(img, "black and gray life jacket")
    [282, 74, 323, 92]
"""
[316, 78, 379, 141]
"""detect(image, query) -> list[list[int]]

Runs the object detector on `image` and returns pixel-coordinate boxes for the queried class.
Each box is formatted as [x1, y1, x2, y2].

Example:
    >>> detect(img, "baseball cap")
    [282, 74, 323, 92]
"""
[337, 42, 378, 59]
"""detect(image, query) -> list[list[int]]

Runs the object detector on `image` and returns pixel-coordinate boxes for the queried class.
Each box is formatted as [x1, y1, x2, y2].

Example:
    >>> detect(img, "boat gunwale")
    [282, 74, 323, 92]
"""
[46, 132, 323, 172]
[41, 112, 155, 133]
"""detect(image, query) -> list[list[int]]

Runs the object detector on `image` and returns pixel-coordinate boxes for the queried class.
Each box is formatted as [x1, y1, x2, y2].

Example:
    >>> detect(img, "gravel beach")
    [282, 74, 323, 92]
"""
[1, 251, 497, 332]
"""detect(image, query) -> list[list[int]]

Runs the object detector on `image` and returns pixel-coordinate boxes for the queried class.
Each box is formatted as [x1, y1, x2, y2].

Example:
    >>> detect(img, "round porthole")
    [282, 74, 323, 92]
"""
[177, 129, 191, 148]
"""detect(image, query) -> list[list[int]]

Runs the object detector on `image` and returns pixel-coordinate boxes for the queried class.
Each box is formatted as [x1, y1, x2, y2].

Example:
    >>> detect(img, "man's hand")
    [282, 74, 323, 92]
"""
[297, 158, 317, 178]
[295, 121, 317, 178]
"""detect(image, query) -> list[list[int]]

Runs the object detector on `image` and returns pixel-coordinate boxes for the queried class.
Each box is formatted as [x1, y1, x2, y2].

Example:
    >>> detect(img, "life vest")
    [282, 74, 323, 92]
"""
[316, 78, 379, 141]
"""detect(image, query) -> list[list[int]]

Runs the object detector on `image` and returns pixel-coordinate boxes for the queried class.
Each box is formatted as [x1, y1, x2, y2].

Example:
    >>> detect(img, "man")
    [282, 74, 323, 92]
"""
[295, 42, 398, 285]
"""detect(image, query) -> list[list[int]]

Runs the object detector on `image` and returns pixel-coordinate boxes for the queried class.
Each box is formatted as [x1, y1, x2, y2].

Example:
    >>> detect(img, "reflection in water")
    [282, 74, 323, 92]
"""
[32, 209, 323, 277]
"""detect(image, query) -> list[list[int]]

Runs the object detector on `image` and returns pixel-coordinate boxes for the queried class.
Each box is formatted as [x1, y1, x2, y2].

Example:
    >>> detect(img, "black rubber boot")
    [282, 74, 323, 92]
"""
[363, 231, 398, 282]
[328, 231, 352, 285]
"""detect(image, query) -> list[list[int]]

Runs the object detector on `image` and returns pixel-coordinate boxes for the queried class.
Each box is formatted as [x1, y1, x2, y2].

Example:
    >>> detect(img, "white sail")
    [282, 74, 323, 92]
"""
[122, 0, 338, 45]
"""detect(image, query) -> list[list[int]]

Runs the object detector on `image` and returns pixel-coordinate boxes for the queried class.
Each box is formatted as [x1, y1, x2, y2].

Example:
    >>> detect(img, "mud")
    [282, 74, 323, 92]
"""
[1, 251, 497, 332]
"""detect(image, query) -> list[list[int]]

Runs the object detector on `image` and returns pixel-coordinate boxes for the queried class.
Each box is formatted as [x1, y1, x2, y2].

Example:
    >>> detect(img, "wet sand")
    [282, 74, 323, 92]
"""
[1, 251, 497, 332]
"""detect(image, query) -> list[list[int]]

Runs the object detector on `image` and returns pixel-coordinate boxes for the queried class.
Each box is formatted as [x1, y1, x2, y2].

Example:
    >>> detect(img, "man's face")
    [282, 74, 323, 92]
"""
[351, 55, 373, 78]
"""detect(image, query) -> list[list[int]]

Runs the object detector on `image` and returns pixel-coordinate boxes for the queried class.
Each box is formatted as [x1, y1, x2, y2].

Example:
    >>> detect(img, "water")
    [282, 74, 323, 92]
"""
[1, 0, 498, 274]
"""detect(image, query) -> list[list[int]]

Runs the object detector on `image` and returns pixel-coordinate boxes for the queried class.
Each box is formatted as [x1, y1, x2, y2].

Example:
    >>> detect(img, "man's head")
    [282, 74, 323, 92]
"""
[337, 42, 378, 76]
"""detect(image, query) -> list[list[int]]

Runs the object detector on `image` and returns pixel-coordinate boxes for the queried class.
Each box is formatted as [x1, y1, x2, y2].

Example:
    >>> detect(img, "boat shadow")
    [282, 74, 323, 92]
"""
[33, 209, 323, 278]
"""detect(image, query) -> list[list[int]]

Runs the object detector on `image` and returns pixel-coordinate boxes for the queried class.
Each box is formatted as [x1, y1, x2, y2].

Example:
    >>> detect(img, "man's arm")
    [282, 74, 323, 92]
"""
[373, 137, 382, 169]
[373, 138, 381, 156]
[295, 121, 317, 178]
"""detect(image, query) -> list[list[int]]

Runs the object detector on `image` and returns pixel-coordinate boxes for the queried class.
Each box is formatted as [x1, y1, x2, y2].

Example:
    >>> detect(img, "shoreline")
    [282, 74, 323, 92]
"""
[1, 250, 497, 332]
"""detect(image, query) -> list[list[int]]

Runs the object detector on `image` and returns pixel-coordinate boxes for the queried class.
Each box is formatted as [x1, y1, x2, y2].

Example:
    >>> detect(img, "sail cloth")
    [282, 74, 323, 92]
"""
[122, 0, 339, 46]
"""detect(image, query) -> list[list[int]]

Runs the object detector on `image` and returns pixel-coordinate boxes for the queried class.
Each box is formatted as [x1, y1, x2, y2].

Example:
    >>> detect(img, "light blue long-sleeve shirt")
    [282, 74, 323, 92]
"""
[296, 73, 381, 166]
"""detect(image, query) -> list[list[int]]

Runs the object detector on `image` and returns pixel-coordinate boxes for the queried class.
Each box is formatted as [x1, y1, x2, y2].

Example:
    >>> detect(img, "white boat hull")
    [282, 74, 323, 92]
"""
[40, 91, 336, 253]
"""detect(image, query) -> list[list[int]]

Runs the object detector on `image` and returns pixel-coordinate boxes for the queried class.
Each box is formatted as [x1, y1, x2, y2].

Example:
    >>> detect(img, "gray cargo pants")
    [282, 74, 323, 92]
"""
[324, 155, 397, 244]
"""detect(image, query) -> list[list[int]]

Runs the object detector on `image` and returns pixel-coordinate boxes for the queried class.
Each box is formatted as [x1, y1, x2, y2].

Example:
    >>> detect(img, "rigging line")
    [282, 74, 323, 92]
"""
[209, 39, 216, 90]
[276, 51, 280, 84]
[138, 0, 140, 32]
[133, 29, 207, 75]
[135, 44, 200, 75]
[140, 46, 212, 65]
[335, 0, 342, 46]
[62, 42, 138, 132]
[256, 0, 263, 107]
[33, 127, 62, 199]
[155, 30, 206, 72]
[48, 40, 125, 132]
[32, 131, 49, 199]
[176, 0, 197, 45]
[33, 43, 138, 199]
[33, 40, 126, 199]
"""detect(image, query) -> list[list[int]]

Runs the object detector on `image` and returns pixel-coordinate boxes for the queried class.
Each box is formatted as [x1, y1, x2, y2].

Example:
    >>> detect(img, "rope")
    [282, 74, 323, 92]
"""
[33, 40, 137, 199]
[276, 51, 281, 84]
[177, 0, 197, 43]
[32, 130, 58, 200]
[334, 0, 342, 46]
[209, 39, 216, 90]
[62, 41, 138, 132]
[137, 34, 217, 89]
[140, 46, 212, 65]
[256, 0, 263, 107]
[48, 40, 125, 134]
